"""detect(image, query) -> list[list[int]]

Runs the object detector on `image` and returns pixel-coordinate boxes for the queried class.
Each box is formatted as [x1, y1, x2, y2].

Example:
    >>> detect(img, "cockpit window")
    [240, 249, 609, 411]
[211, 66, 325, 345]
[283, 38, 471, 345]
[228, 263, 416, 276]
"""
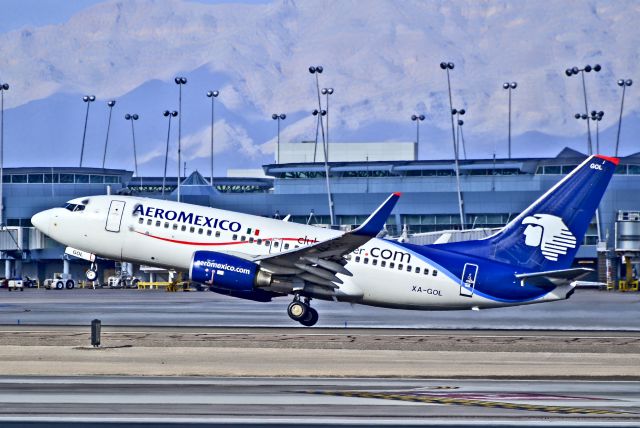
[64, 203, 85, 212]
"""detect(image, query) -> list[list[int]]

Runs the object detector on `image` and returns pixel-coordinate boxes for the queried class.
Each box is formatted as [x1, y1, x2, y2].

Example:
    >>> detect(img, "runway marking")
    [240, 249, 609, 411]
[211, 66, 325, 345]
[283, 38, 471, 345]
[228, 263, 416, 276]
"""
[307, 390, 633, 415]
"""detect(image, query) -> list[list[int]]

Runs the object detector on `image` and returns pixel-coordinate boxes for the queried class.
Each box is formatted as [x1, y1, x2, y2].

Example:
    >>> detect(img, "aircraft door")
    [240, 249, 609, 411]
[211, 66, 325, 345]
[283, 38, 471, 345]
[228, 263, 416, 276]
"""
[105, 200, 126, 233]
[268, 238, 284, 254]
[459, 263, 478, 297]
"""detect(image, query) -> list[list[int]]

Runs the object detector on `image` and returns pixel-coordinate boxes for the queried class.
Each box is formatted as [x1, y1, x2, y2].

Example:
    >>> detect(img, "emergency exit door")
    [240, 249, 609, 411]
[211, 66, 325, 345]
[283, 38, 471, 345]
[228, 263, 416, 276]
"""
[459, 263, 479, 297]
[105, 200, 126, 232]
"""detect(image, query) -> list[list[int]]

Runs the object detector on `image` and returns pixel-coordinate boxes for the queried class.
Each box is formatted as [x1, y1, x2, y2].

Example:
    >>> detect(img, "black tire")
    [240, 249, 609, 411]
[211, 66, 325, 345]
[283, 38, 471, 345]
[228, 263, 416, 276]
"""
[55, 281, 64, 290]
[130, 279, 140, 289]
[65, 280, 75, 289]
[287, 301, 308, 322]
[299, 307, 319, 327]
[86, 270, 97, 281]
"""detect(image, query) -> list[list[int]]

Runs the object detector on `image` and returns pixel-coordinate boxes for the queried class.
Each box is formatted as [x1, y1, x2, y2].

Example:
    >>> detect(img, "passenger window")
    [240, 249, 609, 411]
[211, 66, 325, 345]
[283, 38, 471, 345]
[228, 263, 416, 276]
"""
[398, 264, 403, 270]
[355, 256, 360, 262]
[274, 242, 279, 248]
[173, 224, 178, 230]
[138, 218, 143, 224]
[407, 265, 412, 272]
[284, 243, 289, 249]
[390, 262, 394, 269]
[257, 239, 262, 245]
[433, 270, 438, 276]
[198, 228, 203, 235]
[415, 267, 420, 273]
[295, 245, 299, 248]
[181, 225, 186, 232]
[206, 230, 212, 236]
[372, 259, 377, 266]
[164, 222, 169, 228]
[147, 219, 152, 225]
[249, 237, 254, 243]
[190, 226, 195, 233]
[156, 220, 161, 227]
[241, 236, 246, 242]
[424, 268, 429, 275]
[364, 258, 369, 264]
[233, 234, 238, 240]
[381, 260, 386, 267]
[265, 240, 271, 246]
[215, 231, 221, 238]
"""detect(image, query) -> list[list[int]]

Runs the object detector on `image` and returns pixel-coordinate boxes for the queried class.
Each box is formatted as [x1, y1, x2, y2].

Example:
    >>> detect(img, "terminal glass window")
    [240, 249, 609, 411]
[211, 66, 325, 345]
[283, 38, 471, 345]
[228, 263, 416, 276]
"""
[544, 166, 561, 174]
[75, 174, 89, 183]
[28, 174, 44, 183]
[2, 175, 9, 183]
[561, 165, 578, 174]
[44, 173, 59, 183]
[628, 165, 640, 175]
[12, 174, 27, 183]
[105, 176, 120, 183]
[60, 174, 74, 183]
[615, 165, 627, 175]
[90, 175, 104, 183]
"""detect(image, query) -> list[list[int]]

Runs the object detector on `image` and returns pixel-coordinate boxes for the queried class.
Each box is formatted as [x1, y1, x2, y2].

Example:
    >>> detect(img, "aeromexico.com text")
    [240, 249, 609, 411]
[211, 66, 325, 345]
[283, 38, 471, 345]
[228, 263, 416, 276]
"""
[197, 260, 252, 275]
[133, 204, 242, 232]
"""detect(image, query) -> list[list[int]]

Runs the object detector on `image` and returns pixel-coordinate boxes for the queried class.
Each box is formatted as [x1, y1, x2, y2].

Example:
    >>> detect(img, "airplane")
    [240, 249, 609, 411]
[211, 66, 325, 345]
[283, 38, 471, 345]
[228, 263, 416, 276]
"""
[31, 154, 618, 326]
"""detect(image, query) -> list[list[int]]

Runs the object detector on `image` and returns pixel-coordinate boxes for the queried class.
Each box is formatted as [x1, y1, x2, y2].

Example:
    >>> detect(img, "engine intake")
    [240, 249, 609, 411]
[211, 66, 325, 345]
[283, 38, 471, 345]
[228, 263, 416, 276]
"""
[190, 251, 271, 292]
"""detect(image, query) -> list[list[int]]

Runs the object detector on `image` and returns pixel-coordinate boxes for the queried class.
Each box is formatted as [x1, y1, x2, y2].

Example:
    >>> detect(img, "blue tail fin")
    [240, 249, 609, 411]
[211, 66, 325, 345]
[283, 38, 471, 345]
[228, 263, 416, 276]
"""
[436, 155, 618, 271]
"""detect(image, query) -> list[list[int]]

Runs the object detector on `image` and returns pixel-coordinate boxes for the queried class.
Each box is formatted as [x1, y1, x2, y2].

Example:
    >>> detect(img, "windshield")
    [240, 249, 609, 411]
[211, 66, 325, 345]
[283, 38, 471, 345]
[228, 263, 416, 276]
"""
[63, 203, 85, 212]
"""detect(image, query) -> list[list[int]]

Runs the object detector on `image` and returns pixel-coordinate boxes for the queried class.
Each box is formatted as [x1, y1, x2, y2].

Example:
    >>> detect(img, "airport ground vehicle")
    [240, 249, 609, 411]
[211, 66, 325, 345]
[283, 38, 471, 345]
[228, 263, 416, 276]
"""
[7, 278, 23, 291]
[43, 273, 75, 290]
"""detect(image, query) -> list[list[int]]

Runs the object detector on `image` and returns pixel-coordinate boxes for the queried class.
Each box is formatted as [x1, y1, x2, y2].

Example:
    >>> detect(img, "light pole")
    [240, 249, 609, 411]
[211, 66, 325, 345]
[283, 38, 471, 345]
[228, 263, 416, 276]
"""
[502, 81, 517, 158]
[312, 108, 326, 162]
[411, 114, 425, 151]
[271, 113, 286, 163]
[0, 82, 8, 226]
[162, 110, 178, 198]
[79, 94, 96, 167]
[321, 87, 334, 159]
[124, 114, 139, 177]
[440, 61, 464, 228]
[590, 110, 604, 153]
[101, 100, 116, 169]
[206, 90, 219, 186]
[565, 64, 601, 155]
[615, 79, 633, 157]
[451, 108, 466, 160]
[174, 76, 187, 202]
[309, 66, 326, 162]
[309, 65, 335, 226]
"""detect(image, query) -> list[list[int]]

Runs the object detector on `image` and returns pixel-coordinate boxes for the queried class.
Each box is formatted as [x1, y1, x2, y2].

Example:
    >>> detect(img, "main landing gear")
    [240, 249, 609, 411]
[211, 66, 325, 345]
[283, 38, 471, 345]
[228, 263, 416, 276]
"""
[287, 296, 319, 327]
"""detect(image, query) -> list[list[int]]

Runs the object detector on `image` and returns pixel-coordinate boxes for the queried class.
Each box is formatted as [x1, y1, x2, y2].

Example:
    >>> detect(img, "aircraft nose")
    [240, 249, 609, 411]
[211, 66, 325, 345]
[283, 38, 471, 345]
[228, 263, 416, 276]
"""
[31, 210, 51, 234]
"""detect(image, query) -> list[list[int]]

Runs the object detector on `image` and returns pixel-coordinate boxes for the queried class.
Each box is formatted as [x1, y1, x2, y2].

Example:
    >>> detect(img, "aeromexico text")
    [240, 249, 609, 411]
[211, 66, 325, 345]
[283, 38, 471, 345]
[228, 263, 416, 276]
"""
[133, 204, 242, 232]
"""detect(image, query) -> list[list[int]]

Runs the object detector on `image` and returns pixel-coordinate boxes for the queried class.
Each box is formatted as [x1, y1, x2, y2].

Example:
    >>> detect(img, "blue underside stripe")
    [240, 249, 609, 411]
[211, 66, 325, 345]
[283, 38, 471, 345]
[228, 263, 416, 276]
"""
[386, 240, 550, 304]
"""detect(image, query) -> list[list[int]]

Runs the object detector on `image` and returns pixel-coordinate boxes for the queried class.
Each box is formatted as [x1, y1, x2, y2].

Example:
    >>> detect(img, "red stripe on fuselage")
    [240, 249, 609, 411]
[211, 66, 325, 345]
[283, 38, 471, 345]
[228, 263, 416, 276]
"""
[134, 231, 315, 246]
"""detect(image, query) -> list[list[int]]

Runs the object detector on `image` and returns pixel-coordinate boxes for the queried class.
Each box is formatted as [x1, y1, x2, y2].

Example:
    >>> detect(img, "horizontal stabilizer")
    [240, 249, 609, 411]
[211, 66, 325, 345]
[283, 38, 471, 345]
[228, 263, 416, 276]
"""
[516, 268, 593, 286]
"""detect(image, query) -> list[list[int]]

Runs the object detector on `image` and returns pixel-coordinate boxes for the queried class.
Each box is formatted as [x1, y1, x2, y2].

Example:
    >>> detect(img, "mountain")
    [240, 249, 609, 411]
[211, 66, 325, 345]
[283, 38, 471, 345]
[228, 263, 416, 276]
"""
[0, 0, 638, 174]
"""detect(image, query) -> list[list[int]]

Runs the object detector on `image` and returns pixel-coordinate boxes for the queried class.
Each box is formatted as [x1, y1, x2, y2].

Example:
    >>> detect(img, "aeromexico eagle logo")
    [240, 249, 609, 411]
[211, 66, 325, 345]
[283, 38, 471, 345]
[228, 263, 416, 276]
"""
[522, 214, 577, 261]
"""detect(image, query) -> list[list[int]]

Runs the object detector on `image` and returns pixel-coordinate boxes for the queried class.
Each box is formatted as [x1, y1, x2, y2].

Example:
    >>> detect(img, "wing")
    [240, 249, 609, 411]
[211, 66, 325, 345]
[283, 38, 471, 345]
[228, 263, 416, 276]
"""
[253, 192, 401, 289]
[515, 268, 593, 287]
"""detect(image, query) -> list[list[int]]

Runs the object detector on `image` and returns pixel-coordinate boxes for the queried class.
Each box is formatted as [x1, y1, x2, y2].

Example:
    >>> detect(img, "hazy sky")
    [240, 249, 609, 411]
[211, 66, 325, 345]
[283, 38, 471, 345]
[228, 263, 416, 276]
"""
[0, 0, 270, 34]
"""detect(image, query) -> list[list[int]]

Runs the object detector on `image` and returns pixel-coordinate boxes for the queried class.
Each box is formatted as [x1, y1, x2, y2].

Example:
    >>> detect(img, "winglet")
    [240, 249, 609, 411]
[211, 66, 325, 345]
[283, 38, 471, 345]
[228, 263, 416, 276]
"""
[352, 193, 401, 237]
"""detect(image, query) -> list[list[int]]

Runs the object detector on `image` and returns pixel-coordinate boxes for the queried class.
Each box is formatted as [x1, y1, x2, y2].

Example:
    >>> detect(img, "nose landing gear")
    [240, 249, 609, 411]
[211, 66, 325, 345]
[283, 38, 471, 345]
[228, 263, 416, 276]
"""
[287, 296, 319, 327]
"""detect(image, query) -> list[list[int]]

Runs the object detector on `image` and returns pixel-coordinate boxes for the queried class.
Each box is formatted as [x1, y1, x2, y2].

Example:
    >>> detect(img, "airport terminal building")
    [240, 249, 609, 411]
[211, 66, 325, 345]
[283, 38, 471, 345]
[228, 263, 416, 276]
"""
[1, 144, 638, 285]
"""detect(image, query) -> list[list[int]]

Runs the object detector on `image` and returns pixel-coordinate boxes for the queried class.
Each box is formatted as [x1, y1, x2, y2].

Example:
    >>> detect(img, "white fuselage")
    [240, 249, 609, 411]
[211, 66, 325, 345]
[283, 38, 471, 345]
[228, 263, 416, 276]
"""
[32, 195, 565, 310]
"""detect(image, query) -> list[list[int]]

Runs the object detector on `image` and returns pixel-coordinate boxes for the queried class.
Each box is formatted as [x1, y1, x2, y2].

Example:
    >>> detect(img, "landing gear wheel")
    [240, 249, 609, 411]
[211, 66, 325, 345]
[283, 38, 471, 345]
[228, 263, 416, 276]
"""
[287, 301, 308, 322]
[86, 269, 97, 281]
[299, 307, 319, 327]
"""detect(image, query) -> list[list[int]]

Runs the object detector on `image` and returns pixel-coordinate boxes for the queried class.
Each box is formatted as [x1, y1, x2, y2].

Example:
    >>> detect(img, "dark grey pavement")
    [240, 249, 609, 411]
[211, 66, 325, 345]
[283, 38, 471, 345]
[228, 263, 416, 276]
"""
[0, 288, 638, 330]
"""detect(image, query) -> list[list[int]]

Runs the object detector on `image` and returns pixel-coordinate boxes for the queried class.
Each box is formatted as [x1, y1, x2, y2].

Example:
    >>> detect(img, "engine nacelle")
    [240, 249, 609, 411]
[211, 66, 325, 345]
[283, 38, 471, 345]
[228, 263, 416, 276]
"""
[190, 251, 271, 292]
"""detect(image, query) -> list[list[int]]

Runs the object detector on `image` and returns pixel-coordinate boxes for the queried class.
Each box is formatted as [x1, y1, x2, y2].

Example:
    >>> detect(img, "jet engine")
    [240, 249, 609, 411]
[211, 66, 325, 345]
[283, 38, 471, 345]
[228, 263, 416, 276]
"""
[190, 251, 272, 292]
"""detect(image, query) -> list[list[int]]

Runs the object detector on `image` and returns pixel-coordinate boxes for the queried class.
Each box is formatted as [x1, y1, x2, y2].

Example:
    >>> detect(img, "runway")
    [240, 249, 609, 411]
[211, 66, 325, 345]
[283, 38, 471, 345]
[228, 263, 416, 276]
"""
[0, 377, 637, 427]
[0, 288, 638, 330]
